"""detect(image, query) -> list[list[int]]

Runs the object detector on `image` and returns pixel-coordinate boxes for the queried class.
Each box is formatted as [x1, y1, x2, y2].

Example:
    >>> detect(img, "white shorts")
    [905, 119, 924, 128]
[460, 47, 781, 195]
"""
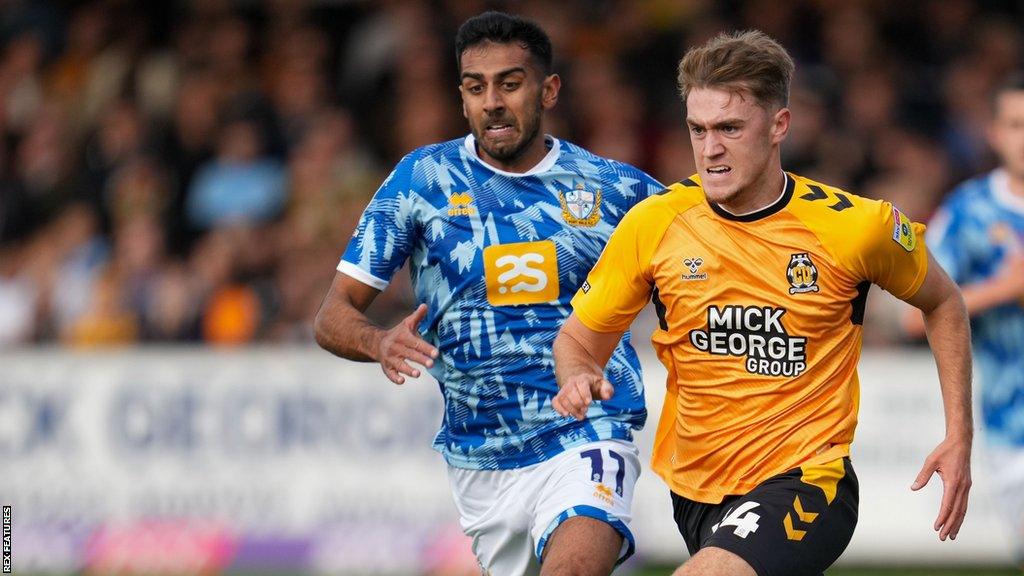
[447, 439, 641, 576]
[982, 443, 1024, 560]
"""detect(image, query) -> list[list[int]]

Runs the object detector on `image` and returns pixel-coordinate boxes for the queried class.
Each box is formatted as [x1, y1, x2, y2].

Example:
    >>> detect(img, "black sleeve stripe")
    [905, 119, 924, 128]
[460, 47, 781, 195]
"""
[850, 281, 870, 325]
[652, 288, 669, 331]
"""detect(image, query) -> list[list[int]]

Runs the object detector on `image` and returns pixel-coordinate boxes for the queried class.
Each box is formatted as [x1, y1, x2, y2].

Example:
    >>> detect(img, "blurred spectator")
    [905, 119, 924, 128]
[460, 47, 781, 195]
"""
[40, 203, 110, 341]
[62, 263, 138, 346]
[186, 116, 287, 230]
[142, 263, 200, 341]
[0, 243, 36, 344]
[0, 31, 45, 133]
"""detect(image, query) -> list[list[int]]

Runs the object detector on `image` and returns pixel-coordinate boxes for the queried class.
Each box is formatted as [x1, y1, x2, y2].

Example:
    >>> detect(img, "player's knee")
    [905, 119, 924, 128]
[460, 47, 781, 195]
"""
[539, 517, 621, 576]
[540, 557, 613, 576]
[675, 547, 757, 576]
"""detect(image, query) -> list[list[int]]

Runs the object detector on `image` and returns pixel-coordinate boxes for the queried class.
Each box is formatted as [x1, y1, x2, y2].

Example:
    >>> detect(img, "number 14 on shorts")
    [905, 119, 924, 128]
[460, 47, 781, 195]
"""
[713, 501, 762, 538]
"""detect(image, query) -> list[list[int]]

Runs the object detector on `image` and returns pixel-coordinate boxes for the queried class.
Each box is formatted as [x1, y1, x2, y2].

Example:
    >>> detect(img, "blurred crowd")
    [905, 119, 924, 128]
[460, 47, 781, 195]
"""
[0, 0, 1021, 347]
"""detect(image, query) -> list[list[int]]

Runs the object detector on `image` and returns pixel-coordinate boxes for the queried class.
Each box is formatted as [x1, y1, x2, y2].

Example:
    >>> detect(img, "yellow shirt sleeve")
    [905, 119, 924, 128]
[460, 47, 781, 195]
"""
[852, 200, 929, 300]
[571, 195, 676, 332]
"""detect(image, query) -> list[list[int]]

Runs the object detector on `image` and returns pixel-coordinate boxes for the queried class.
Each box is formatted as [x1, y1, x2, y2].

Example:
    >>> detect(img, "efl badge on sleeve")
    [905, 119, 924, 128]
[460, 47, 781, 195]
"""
[787, 253, 819, 294]
[891, 206, 916, 252]
[560, 183, 602, 227]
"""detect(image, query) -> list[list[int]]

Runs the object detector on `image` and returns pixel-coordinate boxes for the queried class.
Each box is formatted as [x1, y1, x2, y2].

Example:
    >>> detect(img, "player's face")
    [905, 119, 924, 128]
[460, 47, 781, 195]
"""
[685, 87, 789, 208]
[459, 41, 560, 172]
[990, 91, 1024, 180]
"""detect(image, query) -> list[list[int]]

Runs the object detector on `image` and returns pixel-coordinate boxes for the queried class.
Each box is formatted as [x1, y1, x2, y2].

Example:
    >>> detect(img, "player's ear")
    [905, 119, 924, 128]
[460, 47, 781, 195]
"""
[542, 73, 560, 110]
[771, 106, 791, 144]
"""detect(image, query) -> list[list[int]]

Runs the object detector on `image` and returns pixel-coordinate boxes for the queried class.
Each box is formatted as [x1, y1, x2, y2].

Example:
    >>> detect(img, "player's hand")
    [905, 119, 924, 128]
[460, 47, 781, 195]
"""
[910, 435, 972, 541]
[375, 304, 439, 385]
[552, 374, 615, 421]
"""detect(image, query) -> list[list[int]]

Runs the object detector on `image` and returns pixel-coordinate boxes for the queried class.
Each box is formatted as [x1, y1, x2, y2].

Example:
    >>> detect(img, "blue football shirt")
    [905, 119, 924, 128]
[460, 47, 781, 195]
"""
[928, 169, 1024, 448]
[339, 134, 663, 469]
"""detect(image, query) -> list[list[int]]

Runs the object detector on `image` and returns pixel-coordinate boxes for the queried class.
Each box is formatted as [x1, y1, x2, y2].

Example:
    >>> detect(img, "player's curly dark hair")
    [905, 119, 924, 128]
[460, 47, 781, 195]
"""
[455, 11, 553, 75]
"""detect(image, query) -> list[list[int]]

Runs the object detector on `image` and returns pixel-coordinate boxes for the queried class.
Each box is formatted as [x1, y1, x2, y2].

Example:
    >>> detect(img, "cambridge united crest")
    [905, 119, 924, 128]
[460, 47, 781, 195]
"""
[787, 253, 819, 294]
[559, 184, 602, 226]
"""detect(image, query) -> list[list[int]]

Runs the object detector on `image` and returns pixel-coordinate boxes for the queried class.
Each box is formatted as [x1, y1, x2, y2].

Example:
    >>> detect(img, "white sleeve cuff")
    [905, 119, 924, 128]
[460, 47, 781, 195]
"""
[337, 260, 390, 291]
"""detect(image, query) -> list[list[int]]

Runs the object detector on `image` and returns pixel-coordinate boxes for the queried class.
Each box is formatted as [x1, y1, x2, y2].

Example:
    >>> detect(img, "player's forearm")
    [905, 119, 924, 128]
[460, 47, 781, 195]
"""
[314, 303, 385, 363]
[960, 277, 1022, 317]
[553, 328, 606, 388]
[922, 291, 974, 441]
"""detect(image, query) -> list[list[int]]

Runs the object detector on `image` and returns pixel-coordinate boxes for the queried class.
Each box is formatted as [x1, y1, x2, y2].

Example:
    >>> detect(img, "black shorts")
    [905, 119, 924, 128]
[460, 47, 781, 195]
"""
[671, 457, 859, 576]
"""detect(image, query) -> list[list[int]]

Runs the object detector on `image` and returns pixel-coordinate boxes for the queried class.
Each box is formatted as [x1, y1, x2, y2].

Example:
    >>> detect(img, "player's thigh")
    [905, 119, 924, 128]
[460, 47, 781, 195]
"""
[539, 516, 621, 576]
[672, 546, 757, 576]
[448, 465, 540, 575]
[679, 457, 859, 576]
[985, 444, 1024, 557]
[533, 440, 641, 568]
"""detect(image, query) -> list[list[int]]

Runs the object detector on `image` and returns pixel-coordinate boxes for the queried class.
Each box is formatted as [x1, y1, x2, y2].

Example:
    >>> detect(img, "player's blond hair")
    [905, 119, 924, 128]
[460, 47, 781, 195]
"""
[677, 30, 794, 109]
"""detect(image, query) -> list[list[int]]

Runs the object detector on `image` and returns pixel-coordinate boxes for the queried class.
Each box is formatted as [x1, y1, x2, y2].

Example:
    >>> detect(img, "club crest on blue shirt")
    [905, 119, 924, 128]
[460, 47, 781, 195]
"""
[560, 183, 602, 226]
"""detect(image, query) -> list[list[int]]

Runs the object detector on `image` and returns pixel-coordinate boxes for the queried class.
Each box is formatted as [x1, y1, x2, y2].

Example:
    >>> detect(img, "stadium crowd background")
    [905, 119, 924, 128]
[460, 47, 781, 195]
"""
[0, 0, 1021, 347]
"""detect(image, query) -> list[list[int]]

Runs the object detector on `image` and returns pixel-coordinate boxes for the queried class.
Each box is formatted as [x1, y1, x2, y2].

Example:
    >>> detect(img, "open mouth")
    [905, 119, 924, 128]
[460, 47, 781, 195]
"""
[485, 123, 514, 136]
[706, 166, 731, 175]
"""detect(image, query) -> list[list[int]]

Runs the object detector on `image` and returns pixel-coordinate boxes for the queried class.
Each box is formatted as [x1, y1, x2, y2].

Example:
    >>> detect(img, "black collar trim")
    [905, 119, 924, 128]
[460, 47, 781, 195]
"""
[708, 172, 795, 222]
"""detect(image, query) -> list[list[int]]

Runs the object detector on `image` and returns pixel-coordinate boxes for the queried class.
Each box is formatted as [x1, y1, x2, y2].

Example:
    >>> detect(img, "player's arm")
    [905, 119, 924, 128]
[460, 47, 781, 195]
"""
[902, 250, 973, 541]
[551, 196, 669, 419]
[552, 316, 624, 420]
[958, 250, 1024, 312]
[903, 252, 1024, 337]
[314, 271, 438, 385]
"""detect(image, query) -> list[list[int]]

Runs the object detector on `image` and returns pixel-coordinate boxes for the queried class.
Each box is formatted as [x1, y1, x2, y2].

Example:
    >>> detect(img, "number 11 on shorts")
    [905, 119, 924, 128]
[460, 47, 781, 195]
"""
[580, 449, 626, 496]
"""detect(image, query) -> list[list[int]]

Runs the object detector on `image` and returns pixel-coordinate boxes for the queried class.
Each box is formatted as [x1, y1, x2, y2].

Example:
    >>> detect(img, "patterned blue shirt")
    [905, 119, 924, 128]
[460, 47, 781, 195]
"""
[339, 135, 663, 469]
[928, 169, 1024, 448]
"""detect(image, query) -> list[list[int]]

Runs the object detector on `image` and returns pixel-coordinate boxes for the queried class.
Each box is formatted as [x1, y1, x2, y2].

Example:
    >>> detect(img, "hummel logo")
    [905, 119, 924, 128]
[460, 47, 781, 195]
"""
[682, 257, 708, 281]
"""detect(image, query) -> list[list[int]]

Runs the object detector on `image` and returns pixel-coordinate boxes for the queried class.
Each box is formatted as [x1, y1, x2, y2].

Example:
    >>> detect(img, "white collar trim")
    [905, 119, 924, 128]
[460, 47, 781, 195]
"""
[716, 171, 790, 217]
[463, 134, 560, 177]
[990, 169, 1024, 216]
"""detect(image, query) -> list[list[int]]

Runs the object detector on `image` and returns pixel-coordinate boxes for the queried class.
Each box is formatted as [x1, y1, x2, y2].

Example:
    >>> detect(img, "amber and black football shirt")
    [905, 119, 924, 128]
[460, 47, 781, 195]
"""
[572, 172, 928, 503]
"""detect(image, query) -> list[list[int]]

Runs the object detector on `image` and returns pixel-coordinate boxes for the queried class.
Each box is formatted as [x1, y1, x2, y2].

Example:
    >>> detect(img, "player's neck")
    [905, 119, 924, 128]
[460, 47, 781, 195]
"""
[718, 168, 786, 216]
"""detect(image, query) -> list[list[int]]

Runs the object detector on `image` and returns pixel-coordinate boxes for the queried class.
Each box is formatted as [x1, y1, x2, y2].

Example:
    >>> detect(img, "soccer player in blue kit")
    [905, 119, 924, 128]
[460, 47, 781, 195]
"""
[314, 12, 663, 575]
[907, 73, 1024, 567]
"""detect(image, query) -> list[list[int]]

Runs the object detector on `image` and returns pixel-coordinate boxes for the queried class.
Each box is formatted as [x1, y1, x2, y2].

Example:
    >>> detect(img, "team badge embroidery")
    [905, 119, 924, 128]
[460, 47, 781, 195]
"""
[682, 257, 708, 281]
[787, 253, 819, 294]
[890, 206, 916, 252]
[559, 183, 601, 226]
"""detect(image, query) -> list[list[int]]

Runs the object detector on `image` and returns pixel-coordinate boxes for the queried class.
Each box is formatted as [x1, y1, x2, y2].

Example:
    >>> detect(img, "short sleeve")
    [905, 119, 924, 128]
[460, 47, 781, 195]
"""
[338, 152, 422, 289]
[857, 201, 930, 300]
[571, 199, 668, 332]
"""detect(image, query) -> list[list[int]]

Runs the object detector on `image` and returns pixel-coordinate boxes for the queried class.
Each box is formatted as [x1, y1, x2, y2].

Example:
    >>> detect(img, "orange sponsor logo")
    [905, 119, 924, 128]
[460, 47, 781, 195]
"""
[483, 241, 560, 306]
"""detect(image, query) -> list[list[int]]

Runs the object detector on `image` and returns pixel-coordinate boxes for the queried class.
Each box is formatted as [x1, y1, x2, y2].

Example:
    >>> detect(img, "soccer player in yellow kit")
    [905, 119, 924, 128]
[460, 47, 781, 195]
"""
[552, 31, 974, 576]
